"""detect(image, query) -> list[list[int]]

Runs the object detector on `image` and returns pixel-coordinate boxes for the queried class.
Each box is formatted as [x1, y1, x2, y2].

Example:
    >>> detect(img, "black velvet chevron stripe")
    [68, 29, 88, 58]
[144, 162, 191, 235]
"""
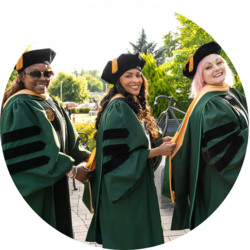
[103, 128, 129, 141]
[7, 155, 50, 175]
[103, 144, 130, 157]
[200, 137, 207, 148]
[201, 122, 236, 147]
[211, 136, 244, 172]
[53, 175, 72, 237]
[103, 153, 129, 174]
[3, 141, 46, 160]
[202, 132, 238, 162]
[2, 126, 41, 145]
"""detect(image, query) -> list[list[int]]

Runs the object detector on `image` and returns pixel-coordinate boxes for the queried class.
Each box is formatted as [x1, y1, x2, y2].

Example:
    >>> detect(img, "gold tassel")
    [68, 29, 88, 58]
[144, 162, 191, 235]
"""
[84, 148, 96, 214]
[184, 54, 194, 72]
[16, 55, 23, 71]
[112, 58, 118, 74]
[89, 181, 94, 214]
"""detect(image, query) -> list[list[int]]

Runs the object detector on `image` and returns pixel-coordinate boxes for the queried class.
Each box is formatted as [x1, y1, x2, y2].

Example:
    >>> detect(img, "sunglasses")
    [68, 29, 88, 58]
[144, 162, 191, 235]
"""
[24, 70, 54, 80]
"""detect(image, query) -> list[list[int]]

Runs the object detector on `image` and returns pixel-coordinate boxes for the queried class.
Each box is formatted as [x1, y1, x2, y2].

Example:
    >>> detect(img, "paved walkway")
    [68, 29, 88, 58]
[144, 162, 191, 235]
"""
[68, 179, 190, 247]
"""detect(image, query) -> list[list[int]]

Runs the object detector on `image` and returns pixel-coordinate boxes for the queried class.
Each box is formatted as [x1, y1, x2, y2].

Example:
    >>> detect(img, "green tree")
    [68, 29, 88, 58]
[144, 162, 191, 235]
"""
[85, 74, 103, 92]
[48, 72, 89, 103]
[87, 70, 99, 78]
[128, 28, 167, 67]
[141, 54, 176, 118]
[6, 44, 34, 89]
[73, 68, 105, 92]
[162, 31, 180, 58]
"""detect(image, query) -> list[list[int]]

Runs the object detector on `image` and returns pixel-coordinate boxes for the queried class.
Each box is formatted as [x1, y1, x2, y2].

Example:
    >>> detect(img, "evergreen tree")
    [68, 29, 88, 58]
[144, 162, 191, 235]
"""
[162, 31, 180, 58]
[141, 54, 176, 118]
[128, 28, 167, 67]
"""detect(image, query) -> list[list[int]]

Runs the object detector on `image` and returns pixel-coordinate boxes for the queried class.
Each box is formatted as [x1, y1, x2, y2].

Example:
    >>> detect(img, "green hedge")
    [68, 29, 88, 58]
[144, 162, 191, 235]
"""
[78, 108, 84, 113]
[70, 107, 77, 114]
[79, 107, 92, 113]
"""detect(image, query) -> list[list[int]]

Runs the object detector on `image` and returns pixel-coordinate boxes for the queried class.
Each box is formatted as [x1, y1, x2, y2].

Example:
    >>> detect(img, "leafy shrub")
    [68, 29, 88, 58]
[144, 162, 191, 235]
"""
[73, 121, 96, 152]
[70, 107, 77, 114]
[78, 107, 91, 113]
[78, 108, 85, 113]
[83, 107, 92, 113]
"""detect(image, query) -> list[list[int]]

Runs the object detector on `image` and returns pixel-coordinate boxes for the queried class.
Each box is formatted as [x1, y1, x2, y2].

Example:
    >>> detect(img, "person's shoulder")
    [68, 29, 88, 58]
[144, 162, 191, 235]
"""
[202, 95, 226, 110]
[101, 99, 137, 126]
[202, 94, 236, 118]
[8, 94, 33, 102]
[208, 95, 223, 103]
[3, 94, 44, 112]
[194, 94, 221, 114]
[107, 98, 133, 115]
[203, 90, 236, 105]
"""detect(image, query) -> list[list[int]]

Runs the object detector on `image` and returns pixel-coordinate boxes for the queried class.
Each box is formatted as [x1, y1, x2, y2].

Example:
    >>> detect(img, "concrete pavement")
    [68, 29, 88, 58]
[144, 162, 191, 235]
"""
[68, 178, 190, 247]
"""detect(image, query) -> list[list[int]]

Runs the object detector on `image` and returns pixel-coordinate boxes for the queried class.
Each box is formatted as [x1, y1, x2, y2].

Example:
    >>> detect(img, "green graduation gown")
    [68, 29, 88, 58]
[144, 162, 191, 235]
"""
[85, 98, 164, 249]
[163, 86, 248, 230]
[0, 92, 90, 237]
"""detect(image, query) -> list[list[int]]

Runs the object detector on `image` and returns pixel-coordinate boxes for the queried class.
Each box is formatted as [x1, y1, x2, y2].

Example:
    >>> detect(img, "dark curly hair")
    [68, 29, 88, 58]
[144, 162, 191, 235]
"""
[94, 75, 158, 140]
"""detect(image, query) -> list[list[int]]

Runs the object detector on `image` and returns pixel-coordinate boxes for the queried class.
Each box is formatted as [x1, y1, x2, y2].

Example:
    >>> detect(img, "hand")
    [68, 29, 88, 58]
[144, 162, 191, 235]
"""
[157, 142, 176, 156]
[75, 163, 93, 185]
[163, 136, 172, 143]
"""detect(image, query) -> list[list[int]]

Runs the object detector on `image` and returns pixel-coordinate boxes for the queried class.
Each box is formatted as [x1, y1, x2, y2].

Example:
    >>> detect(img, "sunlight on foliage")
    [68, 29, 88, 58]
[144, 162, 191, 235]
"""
[73, 120, 96, 152]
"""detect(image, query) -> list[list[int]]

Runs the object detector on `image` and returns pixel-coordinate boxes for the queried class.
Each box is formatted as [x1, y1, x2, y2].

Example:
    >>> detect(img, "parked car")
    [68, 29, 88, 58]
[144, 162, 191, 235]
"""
[64, 102, 78, 109]
[77, 102, 96, 110]
[76, 103, 89, 110]
[87, 103, 96, 109]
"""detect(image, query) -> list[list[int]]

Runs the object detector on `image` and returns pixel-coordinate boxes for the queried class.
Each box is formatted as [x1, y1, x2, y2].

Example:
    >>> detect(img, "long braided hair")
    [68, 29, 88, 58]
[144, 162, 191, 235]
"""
[94, 75, 158, 140]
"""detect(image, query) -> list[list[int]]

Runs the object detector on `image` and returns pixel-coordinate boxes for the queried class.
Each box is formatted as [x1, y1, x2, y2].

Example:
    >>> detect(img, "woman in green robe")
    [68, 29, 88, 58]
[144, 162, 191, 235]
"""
[163, 42, 248, 230]
[85, 53, 176, 249]
[0, 49, 92, 238]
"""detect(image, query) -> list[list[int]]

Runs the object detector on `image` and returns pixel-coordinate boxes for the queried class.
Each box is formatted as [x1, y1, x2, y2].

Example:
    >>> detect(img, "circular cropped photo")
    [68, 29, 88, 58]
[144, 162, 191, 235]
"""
[1, 5, 248, 250]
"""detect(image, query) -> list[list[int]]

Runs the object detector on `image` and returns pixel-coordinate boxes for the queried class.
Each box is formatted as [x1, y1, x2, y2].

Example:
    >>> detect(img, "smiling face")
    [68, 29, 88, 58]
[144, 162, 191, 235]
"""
[119, 68, 143, 96]
[202, 54, 226, 86]
[21, 63, 51, 94]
